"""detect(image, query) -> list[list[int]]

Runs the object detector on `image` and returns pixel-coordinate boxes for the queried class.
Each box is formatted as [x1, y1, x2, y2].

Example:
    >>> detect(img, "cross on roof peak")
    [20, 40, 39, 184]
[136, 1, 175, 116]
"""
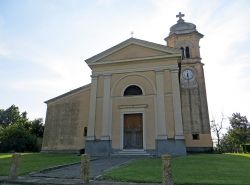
[130, 31, 134, 38]
[176, 12, 185, 21]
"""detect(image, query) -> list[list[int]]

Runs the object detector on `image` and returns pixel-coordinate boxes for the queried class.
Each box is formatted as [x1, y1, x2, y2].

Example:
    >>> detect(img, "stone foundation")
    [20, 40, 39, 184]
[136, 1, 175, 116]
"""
[186, 147, 213, 153]
[156, 139, 186, 156]
[85, 140, 111, 156]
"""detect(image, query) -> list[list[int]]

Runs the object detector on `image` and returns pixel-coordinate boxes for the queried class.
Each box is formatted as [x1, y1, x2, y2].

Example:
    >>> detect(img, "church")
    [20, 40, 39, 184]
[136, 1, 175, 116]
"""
[42, 13, 213, 156]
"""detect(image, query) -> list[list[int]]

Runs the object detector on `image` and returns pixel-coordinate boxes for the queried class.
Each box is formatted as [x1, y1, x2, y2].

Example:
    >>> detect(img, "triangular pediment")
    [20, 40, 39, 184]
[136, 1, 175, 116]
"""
[85, 38, 180, 65]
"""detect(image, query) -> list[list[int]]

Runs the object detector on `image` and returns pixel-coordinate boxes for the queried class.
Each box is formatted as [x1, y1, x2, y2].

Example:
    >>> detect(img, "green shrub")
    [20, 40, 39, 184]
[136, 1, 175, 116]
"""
[242, 144, 250, 153]
[0, 124, 39, 152]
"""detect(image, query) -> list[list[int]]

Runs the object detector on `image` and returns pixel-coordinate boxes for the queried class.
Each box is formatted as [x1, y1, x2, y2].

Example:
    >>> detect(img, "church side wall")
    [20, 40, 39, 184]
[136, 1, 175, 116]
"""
[42, 87, 90, 152]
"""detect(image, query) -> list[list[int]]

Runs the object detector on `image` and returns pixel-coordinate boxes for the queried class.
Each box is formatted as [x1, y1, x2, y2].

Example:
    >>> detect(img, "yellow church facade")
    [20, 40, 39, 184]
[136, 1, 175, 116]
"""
[42, 13, 213, 156]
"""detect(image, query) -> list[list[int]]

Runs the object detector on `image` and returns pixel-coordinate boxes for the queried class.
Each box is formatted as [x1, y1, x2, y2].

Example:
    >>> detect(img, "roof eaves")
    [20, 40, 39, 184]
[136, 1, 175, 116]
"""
[44, 83, 91, 104]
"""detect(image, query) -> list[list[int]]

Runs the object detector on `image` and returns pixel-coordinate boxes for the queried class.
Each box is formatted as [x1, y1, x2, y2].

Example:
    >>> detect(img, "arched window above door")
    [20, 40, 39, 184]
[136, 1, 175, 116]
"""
[123, 85, 143, 96]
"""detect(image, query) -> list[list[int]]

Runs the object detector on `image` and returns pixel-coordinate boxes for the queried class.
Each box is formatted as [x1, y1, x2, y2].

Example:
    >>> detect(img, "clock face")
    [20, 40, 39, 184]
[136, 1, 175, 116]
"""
[182, 69, 194, 80]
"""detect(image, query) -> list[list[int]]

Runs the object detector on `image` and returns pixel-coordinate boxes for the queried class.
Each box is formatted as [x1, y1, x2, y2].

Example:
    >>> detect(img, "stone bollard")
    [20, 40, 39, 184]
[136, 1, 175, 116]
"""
[162, 154, 174, 185]
[80, 154, 90, 184]
[9, 153, 21, 180]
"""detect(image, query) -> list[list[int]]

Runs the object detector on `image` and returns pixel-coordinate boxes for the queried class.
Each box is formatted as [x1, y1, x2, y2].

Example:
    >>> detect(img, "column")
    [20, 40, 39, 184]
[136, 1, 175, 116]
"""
[171, 69, 184, 139]
[155, 69, 167, 139]
[86, 74, 98, 140]
[101, 74, 112, 140]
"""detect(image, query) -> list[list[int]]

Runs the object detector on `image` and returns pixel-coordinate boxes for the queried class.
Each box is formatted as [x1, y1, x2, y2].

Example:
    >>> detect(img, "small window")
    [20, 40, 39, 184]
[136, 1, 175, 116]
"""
[180, 47, 185, 59]
[185, 47, 190, 58]
[192, 134, 200, 140]
[124, 85, 143, 96]
[84, 127, 88, 137]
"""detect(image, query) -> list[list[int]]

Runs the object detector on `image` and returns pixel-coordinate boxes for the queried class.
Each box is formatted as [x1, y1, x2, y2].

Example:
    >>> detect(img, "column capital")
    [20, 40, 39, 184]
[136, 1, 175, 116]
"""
[103, 73, 112, 78]
[91, 74, 98, 79]
[170, 68, 179, 73]
[155, 68, 164, 73]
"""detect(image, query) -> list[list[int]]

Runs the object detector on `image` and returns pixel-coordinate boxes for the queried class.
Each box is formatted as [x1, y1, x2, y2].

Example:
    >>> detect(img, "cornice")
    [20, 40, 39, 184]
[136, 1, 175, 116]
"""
[85, 37, 180, 64]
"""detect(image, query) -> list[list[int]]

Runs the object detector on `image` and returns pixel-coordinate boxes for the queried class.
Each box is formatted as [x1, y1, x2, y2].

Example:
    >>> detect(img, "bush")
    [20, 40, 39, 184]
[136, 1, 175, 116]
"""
[0, 124, 39, 152]
[242, 144, 250, 153]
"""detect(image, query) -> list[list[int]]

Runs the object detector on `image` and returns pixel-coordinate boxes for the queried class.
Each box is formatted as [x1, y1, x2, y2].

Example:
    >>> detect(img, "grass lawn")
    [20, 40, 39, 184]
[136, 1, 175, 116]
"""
[103, 153, 250, 185]
[0, 153, 80, 176]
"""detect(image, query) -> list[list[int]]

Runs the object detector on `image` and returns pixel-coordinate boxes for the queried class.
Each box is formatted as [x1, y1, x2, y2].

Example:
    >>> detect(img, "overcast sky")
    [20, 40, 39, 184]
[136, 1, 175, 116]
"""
[1, 0, 250, 129]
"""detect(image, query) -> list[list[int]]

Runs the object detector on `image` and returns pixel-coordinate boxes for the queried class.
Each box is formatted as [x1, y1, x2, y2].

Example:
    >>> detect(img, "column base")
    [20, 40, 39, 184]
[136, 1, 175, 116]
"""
[85, 140, 111, 157]
[156, 139, 186, 156]
[86, 136, 95, 140]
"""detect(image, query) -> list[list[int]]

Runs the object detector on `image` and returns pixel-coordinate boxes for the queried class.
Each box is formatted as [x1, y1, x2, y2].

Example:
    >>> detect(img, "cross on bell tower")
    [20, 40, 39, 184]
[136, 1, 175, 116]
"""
[176, 12, 185, 23]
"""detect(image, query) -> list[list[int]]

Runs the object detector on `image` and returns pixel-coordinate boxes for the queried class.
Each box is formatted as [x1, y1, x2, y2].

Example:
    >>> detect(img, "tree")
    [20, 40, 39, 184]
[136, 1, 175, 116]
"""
[0, 105, 44, 152]
[210, 115, 226, 148]
[219, 113, 250, 153]
[0, 105, 28, 127]
[30, 118, 44, 138]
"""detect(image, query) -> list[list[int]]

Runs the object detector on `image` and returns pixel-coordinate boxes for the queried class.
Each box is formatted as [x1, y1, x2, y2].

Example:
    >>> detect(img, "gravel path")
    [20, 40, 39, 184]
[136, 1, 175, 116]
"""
[30, 157, 132, 179]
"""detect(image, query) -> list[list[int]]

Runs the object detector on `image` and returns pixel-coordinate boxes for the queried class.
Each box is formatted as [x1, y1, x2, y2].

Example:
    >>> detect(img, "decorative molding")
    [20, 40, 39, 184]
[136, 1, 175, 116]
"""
[45, 84, 91, 104]
[175, 135, 185, 140]
[85, 37, 180, 64]
[86, 136, 95, 141]
[88, 54, 181, 67]
[103, 73, 112, 78]
[101, 136, 110, 140]
[154, 68, 164, 72]
[157, 135, 168, 140]
[119, 104, 148, 109]
[111, 73, 156, 96]
[170, 68, 179, 73]
[121, 83, 145, 96]
[93, 65, 179, 76]
[120, 109, 146, 150]
[91, 74, 99, 78]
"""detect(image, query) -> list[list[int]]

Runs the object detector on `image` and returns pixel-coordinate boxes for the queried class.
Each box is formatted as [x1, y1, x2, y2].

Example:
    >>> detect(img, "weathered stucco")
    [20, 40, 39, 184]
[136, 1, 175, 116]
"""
[42, 85, 90, 152]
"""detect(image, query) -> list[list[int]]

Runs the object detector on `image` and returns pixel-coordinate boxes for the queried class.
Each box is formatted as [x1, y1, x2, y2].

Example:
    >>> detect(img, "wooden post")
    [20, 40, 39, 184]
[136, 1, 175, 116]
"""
[9, 153, 21, 180]
[162, 154, 174, 185]
[80, 154, 90, 183]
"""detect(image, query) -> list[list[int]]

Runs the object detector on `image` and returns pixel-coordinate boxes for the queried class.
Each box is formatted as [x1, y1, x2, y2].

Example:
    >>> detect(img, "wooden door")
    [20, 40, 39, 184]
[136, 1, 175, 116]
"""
[123, 113, 143, 149]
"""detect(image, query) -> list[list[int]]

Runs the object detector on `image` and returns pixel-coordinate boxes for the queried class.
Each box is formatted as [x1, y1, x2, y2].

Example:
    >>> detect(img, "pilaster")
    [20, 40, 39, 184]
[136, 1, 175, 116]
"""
[86, 74, 98, 140]
[101, 73, 112, 140]
[171, 69, 184, 139]
[155, 69, 167, 139]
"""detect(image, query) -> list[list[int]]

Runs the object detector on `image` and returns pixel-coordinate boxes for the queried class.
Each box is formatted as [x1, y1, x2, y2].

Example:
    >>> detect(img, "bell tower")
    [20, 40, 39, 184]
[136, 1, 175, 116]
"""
[165, 12, 213, 152]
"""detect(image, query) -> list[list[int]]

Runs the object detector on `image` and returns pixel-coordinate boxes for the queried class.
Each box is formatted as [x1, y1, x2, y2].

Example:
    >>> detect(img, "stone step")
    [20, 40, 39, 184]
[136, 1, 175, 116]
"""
[116, 149, 150, 156]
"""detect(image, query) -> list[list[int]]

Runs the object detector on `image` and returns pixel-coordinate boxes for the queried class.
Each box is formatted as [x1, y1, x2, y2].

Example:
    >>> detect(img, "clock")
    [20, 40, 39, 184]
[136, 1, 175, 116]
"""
[182, 69, 194, 80]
